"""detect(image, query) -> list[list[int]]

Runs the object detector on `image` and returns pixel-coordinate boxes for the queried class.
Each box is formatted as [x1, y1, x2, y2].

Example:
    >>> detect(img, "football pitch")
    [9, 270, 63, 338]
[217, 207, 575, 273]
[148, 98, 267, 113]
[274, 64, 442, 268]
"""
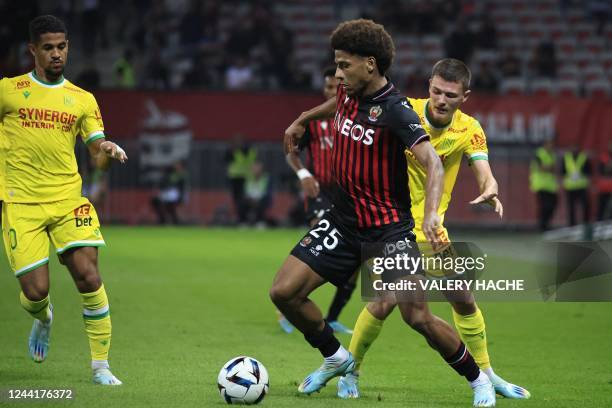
[0, 227, 610, 408]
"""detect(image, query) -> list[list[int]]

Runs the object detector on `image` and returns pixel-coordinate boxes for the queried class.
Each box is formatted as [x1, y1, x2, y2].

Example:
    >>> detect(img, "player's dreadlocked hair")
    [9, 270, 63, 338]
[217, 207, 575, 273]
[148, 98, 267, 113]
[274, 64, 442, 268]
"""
[29, 15, 67, 43]
[330, 19, 395, 75]
[431, 58, 472, 90]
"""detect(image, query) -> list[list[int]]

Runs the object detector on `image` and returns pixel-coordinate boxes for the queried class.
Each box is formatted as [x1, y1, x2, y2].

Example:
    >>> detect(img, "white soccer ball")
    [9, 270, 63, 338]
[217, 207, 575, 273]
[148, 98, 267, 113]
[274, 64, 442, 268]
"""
[217, 356, 269, 405]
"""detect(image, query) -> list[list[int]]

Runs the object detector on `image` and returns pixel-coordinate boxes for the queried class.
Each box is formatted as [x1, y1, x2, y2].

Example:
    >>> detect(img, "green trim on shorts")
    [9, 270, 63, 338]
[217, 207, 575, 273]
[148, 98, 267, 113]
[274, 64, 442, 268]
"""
[56, 240, 106, 255]
[83, 310, 110, 320]
[15, 258, 50, 277]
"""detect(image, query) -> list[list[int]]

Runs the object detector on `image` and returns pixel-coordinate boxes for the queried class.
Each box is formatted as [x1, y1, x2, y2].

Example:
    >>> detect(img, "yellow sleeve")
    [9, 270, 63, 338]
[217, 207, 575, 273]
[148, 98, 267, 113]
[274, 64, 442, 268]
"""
[80, 93, 105, 145]
[464, 120, 489, 164]
[0, 78, 6, 118]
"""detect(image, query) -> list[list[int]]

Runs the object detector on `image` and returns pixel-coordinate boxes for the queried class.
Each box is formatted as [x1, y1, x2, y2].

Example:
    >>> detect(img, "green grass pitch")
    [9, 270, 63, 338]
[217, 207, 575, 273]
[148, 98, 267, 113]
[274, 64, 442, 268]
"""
[0, 227, 611, 407]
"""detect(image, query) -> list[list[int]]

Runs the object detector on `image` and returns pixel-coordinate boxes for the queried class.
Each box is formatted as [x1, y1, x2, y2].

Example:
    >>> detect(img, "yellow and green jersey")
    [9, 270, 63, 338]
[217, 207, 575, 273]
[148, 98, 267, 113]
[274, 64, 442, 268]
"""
[405, 98, 489, 225]
[0, 71, 105, 203]
[0, 120, 6, 201]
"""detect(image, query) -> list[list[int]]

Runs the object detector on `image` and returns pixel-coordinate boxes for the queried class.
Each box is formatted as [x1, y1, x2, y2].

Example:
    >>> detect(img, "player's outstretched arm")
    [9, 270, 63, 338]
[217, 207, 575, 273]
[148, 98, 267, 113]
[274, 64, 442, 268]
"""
[87, 138, 128, 171]
[411, 140, 444, 243]
[469, 160, 503, 218]
[286, 153, 320, 198]
[284, 96, 336, 153]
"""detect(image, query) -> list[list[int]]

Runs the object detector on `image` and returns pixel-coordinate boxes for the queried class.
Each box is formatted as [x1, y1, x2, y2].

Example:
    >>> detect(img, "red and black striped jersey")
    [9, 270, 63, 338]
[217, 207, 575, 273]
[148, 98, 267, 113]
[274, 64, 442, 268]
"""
[330, 81, 429, 229]
[298, 118, 334, 194]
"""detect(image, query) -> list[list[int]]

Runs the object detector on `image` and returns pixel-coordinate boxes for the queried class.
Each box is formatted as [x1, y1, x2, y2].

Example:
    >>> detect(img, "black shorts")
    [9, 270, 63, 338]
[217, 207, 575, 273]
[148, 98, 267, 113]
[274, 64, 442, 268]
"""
[304, 194, 332, 223]
[290, 213, 420, 286]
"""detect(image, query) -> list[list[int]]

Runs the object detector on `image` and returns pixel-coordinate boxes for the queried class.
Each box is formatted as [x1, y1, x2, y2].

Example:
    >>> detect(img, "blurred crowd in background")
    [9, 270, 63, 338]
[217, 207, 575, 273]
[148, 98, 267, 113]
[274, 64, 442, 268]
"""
[3, 0, 612, 231]
[1, 0, 611, 96]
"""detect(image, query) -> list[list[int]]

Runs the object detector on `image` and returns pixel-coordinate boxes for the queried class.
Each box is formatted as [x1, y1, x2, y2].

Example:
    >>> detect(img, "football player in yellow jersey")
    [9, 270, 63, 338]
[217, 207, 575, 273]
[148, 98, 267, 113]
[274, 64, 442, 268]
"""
[0, 120, 5, 208]
[338, 59, 530, 405]
[0, 15, 127, 385]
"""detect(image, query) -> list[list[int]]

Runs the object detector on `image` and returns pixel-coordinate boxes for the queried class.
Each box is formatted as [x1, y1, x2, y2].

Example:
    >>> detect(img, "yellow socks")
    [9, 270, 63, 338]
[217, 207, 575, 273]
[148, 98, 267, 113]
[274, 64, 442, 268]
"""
[20, 292, 52, 322]
[452, 307, 491, 370]
[348, 307, 384, 372]
[81, 284, 112, 363]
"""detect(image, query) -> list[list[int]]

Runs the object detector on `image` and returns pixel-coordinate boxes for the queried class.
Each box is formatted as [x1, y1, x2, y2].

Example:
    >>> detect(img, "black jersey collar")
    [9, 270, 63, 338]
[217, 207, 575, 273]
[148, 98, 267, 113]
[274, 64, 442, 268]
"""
[364, 80, 395, 102]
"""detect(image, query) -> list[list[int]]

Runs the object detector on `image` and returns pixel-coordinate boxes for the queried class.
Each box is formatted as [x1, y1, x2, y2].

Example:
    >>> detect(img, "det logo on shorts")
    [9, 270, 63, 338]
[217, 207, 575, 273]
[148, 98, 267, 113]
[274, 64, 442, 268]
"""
[74, 204, 93, 227]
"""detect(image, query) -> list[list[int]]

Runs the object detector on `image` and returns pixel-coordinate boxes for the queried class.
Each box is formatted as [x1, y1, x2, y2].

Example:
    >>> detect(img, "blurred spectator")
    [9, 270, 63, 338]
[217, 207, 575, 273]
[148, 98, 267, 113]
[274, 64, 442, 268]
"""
[144, 0, 177, 49]
[596, 141, 612, 220]
[260, 19, 294, 88]
[413, 0, 437, 34]
[76, 63, 102, 90]
[225, 15, 257, 57]
[444, 19, 475, 63]
[439, 0, 463, 22]
[474, 14, 497, 50]
[498, 50, 522, 78]
[403, 63, 430, 95]
[81, 0, 108, 55]
[562, 146, 592, 226]
[144, 46, 170, 89]
[225, 56, 255, 90]
[151, 161, 188, 225]
[181, 52, 218, 89]
[587, 0, 611, 35]
[530, 40, 557, 79]
[241, 161, 273, 227]
[180, 0, 207, 46]
[530, 139, 559, 231]
[473, 61, 499, 93]
[113, 49, 136, 89]
[225, 135, 258, 224]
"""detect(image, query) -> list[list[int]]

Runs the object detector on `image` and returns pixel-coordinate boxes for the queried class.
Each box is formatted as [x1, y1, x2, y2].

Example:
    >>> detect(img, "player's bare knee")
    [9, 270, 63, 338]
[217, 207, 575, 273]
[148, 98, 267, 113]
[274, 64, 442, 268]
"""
[72, 265, 102, 293]
[269, 283, 294, 306]
[367, 300, 395, 320]
[451, 301, 477, 316]
[398, 303, 431, 332]
[21, 285, 49, 301]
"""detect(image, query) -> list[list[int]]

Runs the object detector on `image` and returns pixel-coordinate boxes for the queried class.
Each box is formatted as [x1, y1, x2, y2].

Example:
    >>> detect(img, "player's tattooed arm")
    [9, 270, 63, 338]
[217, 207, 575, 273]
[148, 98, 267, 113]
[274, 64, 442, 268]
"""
[284, 96, 336, 153]
[87, 137, 128, 170]
[412, 141, 444, 244]
[470, 160, 503, 218]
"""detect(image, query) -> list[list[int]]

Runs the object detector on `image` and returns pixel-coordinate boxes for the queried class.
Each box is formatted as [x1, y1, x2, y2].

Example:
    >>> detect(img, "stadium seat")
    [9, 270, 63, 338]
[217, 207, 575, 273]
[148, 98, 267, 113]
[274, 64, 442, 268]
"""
[583, 64, 606, 81]
[530, 78, 555, 96]
[500, 78, 527, 95]
[558, 64, 579, 80]
[585, 79, 611, 98]
[557, 79, 581, 97]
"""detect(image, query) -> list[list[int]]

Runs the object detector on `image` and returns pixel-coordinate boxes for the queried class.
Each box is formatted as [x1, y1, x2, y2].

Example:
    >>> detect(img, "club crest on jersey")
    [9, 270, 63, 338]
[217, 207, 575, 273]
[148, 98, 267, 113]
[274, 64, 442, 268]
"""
[300, 236, 313, 247]
[64, 95, 75, 107]
[368, 105, 382, 122]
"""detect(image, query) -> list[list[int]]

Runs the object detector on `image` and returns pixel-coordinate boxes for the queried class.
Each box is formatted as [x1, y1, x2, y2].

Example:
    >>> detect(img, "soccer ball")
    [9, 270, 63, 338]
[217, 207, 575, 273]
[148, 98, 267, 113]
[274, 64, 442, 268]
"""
[217, 356, 269, 404]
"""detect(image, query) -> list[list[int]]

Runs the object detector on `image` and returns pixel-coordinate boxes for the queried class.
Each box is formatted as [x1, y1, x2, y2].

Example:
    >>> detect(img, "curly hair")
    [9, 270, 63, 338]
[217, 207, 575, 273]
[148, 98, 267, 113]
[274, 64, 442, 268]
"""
[330, 19, 395, 75]
[29, 15, 67, 43]
[431, 58, 471, 90]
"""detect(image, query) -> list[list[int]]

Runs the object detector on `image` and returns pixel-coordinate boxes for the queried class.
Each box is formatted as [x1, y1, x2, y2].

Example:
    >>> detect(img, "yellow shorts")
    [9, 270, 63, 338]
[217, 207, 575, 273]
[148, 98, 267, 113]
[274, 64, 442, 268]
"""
[2, 197, 105, 277]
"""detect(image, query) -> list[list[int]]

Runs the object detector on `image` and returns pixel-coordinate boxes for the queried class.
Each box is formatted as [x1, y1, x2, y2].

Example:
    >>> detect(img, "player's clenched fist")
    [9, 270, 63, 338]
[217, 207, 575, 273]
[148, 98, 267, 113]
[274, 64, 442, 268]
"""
[300, 176, 320, 198]
[100, 141, 128, 163]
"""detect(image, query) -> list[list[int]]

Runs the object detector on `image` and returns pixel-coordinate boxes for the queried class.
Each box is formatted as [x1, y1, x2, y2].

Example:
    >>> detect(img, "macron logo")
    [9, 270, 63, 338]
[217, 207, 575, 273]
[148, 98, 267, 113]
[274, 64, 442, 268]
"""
[409, 123, 424, 131]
